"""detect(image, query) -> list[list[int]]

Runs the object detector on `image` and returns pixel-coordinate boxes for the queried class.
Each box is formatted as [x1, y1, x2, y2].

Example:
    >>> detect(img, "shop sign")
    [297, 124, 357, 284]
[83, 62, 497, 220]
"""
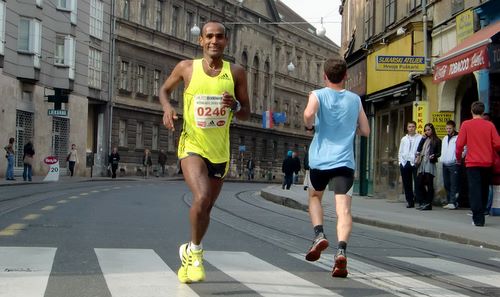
[490, 44, 500, 72]
[433, 45, 489, 83]
[375, 55, 425, 71]
[456, 9, 475, 44]
[413, 101, 428, 135]
[432, 112, 454, 139]
[345, 59, 367, 96]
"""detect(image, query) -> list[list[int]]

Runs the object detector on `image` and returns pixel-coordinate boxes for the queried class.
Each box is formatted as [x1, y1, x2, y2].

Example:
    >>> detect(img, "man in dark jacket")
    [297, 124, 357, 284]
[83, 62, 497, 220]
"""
[108, 147, 120, 178]
[158, 149, 167, 177]
[282, 151, 295, 190]
[292, 151, 301, 184]
[303, 145, 310, 190]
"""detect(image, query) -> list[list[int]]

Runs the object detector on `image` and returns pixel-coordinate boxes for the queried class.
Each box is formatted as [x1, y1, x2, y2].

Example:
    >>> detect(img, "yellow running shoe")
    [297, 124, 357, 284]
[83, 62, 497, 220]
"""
[187, 249, 206, 282]
[177, 243, 190, 283]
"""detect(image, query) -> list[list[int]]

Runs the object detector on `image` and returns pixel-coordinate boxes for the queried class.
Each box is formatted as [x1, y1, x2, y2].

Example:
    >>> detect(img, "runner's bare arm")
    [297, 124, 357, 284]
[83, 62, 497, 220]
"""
[225, 64, 250, 121]
[159, 60, 192, 131]
[357, 105, 370, 136]
[303, 92, 319, 129]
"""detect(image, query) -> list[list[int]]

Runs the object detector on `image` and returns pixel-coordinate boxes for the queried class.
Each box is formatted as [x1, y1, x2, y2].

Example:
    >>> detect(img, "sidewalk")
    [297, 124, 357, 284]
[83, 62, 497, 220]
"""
[261, 184, 500, 251]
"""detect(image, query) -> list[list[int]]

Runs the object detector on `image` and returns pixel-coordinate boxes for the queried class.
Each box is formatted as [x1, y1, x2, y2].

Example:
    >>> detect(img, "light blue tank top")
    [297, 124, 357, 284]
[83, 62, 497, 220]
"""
[309, 87, 361, 170]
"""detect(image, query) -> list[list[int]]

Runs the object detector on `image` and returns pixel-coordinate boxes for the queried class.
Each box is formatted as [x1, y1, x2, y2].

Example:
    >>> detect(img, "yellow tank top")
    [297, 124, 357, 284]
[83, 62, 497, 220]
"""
[178, 59, 235, 164]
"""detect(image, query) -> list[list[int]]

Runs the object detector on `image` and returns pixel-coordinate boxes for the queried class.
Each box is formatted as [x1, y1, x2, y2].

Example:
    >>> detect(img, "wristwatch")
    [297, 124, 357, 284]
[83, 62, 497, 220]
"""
[231, 99, 241, 112]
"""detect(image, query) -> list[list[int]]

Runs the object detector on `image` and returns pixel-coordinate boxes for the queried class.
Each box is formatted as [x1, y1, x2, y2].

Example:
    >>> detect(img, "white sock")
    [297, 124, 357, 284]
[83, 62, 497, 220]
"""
[189, 242, 203, 251]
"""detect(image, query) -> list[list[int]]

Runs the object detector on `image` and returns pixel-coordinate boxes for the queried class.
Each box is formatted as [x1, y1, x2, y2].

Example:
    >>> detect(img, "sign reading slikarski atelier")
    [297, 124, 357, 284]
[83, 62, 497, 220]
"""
[433, 45, 489, 83]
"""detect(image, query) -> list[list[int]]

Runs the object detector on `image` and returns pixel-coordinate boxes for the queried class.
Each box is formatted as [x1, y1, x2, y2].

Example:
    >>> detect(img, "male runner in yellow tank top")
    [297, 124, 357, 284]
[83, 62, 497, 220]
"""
[159, 20, 250, 283]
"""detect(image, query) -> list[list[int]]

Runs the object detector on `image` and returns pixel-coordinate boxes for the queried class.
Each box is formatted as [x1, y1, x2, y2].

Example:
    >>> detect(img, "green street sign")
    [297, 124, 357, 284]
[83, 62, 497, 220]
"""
[48, 109, 68, 116]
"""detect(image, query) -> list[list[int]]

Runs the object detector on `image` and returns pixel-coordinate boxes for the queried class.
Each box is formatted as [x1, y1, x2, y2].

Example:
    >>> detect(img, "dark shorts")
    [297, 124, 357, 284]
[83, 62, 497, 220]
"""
[309, 166, 354, 194]
[181, 153, 227, 179]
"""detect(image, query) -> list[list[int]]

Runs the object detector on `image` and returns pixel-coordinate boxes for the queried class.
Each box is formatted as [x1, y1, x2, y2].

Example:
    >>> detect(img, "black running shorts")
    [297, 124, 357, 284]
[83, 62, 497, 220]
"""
[309, 166, 354, 194]
[181, 153, 227, 179]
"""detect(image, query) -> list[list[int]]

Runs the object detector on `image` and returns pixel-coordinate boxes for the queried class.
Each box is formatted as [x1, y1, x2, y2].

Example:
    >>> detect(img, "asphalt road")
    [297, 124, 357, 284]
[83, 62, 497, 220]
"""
[0, 180, 499, 296]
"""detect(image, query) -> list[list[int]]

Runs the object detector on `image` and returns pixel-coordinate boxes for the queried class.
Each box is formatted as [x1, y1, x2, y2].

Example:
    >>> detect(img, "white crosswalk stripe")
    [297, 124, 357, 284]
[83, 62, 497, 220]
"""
[0, 246, 56, 297]
[491, 257, 500, 262]
[289, 253, 468, 297]
[205, 251, 342, 297]
[391, 257, 500, 288]
[95, 248, 199, 297]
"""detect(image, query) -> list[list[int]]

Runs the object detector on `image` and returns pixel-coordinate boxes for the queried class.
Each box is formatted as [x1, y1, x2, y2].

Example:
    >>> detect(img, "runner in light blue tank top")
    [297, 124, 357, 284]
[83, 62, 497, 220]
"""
[308, 88, 361, 170]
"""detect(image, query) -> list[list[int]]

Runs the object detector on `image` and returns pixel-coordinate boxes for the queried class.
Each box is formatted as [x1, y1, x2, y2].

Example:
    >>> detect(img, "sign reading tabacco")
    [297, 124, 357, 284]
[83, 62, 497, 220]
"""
[376, 55, 425, 71]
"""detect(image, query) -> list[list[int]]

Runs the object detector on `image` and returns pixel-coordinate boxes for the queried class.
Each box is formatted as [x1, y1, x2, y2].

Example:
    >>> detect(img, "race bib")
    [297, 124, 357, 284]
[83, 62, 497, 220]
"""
[194, 95, 230, 129]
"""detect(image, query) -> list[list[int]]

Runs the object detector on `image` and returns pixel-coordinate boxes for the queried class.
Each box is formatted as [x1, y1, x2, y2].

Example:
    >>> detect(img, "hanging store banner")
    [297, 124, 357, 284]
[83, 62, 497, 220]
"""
[375, 55, 425, 72]
[433, 45, 489, 83]
[456, 9, 475, 44]
[345, 59, 367, 96]
[413, 101, 429, 135]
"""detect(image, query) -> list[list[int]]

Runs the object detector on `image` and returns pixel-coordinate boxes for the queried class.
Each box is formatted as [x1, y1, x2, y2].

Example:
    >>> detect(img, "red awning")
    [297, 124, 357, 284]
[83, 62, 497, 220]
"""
[433, 21, 500, 83]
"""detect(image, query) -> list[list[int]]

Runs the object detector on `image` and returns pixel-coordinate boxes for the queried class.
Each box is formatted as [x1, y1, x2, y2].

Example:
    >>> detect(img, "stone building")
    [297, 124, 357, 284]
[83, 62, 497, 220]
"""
[110, 0, 339, 179]
[0, 0, 112, 177]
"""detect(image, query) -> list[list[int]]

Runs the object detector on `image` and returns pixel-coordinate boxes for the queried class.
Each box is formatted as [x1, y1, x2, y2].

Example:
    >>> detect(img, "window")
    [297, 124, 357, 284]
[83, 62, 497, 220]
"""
[364, 0, 374, 40]
[153, 70, 161, 96]
[36, 0, 43, 7]
[88, 48, 102, 89]
[171, 6, 179, 36]
[0, 2, 7, 55]
[140, 0, 147, 26]
[155, 0, 163, 31]
[58, 0, 70, 10]
[120, 61, 129, 90]
[58, 0, 77, 24]
[385, 0, 396, 27]
[152, 125, 159, 150]
[409, 0, 421, 11]
[316, 63, 322, 83]
[123, 0, 129, 20]
[136, 122, 143, 148]
[185, 11, 194, 41]
[264, 62, 270, 99]
[54, 35, 75, 78]
[90, 0, 103, 39]
[119, 120, 127, 147]
[137, 65, 146, 94]
[451, 0, 464, 15]
[18, 18, 42, 68]
[55, 36, 65, 64]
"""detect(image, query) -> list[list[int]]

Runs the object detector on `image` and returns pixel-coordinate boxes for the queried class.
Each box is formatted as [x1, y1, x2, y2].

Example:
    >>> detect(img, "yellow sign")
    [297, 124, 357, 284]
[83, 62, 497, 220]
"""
[456, 9, 474, 44]
[376, 55, 426, 71]
[432, 112, 454, 139]
[413, 101, 428, 135]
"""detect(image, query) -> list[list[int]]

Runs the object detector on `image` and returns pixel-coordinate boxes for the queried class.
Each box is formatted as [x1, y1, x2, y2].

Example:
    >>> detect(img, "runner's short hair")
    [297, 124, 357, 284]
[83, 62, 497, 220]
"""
[471, 101, 485, 116]
[200, 20, 227, 37]
[324, 57, 347, 84]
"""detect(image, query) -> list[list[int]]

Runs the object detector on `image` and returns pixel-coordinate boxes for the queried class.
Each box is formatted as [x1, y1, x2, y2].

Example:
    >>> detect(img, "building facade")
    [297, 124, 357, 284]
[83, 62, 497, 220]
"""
[0, 0, 112, 177]
[341, 0, 499, 200]
[109, 0, 339, 179]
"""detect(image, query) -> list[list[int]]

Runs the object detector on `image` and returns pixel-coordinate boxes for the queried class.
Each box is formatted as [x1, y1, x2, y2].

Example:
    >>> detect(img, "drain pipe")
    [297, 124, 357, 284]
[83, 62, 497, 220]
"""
[409, 0, 431, 82]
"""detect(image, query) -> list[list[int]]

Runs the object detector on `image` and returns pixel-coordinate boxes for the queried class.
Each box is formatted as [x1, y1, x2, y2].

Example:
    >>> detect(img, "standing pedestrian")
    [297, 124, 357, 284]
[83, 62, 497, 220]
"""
[246, 156, 255, 180]
[303, 56, 370, 278]
[142, 148, 152, 178]
[282, 151, 295, 190]
[159, 20, 250, 283]
[66, 144, 79, 177]
[441, 120, 460, 209]
[4, 137, 15, 180]
[292, 151, 301, 184]
[398, 121, 422, 208]
[456, 101, 500, 226]
[415, 123, 441, 211]
[23, 141, 35, 182]
[108, 147, 120, 179]
[158, 149, 167, 177]
[303, 145, 310, 191]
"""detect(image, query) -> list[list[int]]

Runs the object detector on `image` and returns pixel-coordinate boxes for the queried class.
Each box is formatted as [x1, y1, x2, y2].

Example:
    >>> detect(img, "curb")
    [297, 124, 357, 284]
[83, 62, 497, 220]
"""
[260, 190, 500, 251]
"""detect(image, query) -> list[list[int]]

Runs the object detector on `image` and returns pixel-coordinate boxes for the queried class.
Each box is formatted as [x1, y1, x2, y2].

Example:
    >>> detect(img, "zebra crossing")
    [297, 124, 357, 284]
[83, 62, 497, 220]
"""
[1, 246, 500, 297]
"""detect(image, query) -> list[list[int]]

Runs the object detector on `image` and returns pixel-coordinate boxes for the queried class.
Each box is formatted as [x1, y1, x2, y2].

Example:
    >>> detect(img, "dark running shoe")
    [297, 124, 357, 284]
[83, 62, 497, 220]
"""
[331, 249, 348, 278]
[305, 233, 329, 261]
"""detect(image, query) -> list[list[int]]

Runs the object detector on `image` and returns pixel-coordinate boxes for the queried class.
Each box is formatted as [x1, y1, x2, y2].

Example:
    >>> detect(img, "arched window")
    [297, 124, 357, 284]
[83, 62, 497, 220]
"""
[252, 55, 260, 113]
[264, 60, 270, 100]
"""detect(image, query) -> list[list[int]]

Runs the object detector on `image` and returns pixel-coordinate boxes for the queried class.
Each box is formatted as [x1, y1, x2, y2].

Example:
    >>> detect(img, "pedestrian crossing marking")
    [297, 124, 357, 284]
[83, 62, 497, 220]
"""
[0, 247, 56, 297]
[491, 258, 500, 262]
[68, 195, 79, 199]
[57, 200, 68, 204]
[289, 253, 467, 297]
[205, 251, 342, 297]
[80, 193, 89, 196]
[91, 190, 100, 193]
[23, 214, 40, 220]
[391, 257, 500, 288]
[0, 223, 27, 236]
[94, 248, 199, 297]
[41, 206, 56, 211]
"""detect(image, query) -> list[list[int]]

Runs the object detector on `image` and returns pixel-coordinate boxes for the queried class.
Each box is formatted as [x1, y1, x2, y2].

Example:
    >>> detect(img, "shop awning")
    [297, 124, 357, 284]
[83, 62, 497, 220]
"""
[433, 21, 500, 83]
